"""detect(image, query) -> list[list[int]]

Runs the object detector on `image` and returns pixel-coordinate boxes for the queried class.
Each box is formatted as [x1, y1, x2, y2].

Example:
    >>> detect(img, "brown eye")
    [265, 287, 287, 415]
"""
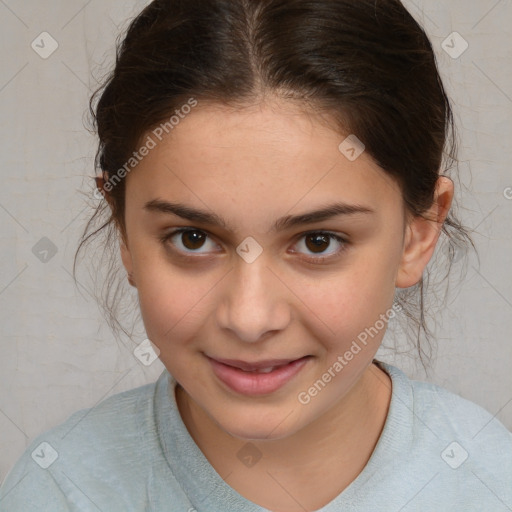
[160, 228, 219, 255]
[292, 231, 348, 262]
[305, 233, 331, 254]
[181, 230, 206, 250]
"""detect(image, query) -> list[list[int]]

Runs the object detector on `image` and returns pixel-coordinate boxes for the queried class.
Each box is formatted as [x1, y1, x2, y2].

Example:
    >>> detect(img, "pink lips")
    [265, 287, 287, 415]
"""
[207, 355, 311, 396]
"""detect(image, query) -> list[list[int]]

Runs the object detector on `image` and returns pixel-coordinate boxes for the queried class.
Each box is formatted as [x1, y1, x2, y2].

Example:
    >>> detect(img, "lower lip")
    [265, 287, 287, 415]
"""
[208, 356, 311, 396]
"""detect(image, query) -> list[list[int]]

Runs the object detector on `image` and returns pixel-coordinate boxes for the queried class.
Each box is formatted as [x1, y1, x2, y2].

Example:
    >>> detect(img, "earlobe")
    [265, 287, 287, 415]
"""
[98, 173, 136, 288]
[127, 272, 136, 287]
[395, 176, 454, 289]
[395, 216, 437, 288]
[120, 238, 136, 287]
[96, 172, 115, 210]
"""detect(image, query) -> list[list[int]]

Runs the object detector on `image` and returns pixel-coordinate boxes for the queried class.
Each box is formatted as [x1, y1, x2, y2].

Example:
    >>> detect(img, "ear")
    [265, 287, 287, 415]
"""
[96, 172, 118, 216]
[395, 176, 454, 288]
[120, 237, 133, 275]
[96, 173, 137, 288]
[120, 237, 137, 287]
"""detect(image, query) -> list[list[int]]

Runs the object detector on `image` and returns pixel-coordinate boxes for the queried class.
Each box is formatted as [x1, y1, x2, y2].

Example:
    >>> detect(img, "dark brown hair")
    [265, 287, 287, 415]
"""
[75, 0, 476, 375]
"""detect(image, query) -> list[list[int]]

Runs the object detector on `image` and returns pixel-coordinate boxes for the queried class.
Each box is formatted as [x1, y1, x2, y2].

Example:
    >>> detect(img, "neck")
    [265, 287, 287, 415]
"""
[176, 362, 392, 511]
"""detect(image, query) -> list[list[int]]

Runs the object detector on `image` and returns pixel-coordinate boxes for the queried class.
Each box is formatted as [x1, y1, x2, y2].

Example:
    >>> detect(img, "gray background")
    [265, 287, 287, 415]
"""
[1, 0, 511, 482]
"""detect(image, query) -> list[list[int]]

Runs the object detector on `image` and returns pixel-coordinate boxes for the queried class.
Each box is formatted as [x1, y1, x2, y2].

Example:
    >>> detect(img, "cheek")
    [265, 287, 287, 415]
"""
[135, 262, 220, 348]
[296, 260, 397, 351]
[136, 275, 213, 382]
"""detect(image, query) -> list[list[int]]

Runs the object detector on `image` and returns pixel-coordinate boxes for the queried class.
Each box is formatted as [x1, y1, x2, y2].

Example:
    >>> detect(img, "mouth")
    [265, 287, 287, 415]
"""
[206, 354, 312, 396]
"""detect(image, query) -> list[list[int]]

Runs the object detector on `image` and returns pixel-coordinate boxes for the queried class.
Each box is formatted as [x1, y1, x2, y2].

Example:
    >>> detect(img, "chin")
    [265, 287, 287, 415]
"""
[216, 408, 304, 442]
[226, 425, 292, 442]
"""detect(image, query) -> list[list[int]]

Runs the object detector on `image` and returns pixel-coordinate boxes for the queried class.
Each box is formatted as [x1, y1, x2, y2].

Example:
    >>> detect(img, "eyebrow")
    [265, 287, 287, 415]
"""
[143, 199, 375, 233]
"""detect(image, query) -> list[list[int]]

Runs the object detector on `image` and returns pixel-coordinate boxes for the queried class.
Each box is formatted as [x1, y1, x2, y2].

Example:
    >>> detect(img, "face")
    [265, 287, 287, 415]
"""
[118, 98, 445, 441]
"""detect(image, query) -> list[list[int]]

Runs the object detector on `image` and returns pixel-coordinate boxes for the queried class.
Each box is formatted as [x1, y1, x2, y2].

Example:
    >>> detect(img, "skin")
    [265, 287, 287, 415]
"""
[114, 97, 453, 511]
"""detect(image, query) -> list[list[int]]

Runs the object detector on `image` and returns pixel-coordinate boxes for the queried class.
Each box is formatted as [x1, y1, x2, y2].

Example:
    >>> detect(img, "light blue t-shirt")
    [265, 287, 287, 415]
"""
[1, 360, 511, 511]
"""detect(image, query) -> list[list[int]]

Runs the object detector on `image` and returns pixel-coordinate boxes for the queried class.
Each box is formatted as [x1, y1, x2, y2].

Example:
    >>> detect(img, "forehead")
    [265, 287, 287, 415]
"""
[125, 100, 402, 221]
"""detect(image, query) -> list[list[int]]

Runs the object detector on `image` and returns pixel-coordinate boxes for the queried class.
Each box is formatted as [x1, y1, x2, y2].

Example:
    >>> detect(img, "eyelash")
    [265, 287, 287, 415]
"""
[159, 228, 349, 264]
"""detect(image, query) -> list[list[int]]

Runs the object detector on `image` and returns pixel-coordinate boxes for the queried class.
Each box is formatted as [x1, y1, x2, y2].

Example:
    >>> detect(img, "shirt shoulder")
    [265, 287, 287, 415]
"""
[408, 370, 512, 447]
[379, 360, 512, 445]
[0, 374, 168, 512]
[373, 361, 512, 511]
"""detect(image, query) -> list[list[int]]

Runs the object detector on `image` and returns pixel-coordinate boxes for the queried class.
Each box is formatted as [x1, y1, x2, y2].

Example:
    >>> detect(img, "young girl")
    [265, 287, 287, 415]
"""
[1, 0, 511, 510]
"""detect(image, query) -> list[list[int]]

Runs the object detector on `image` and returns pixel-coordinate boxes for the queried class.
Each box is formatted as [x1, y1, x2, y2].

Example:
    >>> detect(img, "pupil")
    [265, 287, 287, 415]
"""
[183, 231, 205, 250]
[306, 234, 329, 254]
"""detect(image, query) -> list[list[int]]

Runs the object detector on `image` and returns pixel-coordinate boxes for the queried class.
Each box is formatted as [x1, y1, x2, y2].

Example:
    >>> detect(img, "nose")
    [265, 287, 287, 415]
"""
[216, 256, 291, 343]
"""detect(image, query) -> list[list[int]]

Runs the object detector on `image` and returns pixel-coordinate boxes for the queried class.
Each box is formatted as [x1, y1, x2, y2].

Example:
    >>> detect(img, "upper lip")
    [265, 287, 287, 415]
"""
[207, 355, 308, 371]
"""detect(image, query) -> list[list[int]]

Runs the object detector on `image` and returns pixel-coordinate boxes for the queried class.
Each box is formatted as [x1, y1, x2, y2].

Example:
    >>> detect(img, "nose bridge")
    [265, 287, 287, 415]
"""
[217, 254, 290, 343]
